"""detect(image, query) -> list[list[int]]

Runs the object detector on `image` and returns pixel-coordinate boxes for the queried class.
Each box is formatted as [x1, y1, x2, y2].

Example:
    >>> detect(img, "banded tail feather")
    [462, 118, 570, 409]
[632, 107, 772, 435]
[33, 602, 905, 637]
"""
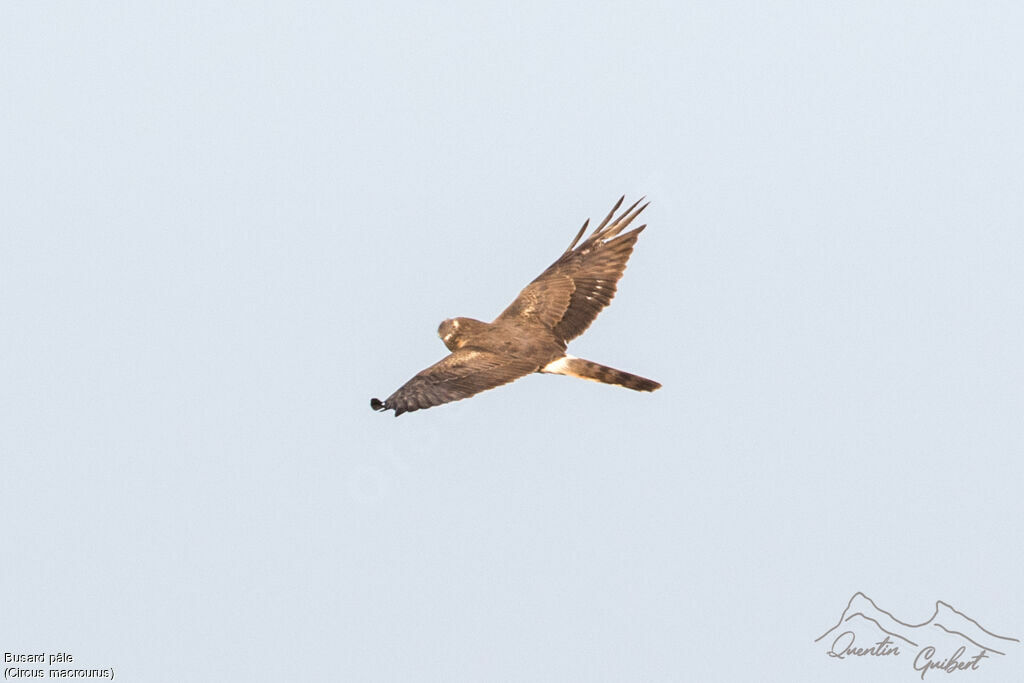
[542, 355, 661, 392]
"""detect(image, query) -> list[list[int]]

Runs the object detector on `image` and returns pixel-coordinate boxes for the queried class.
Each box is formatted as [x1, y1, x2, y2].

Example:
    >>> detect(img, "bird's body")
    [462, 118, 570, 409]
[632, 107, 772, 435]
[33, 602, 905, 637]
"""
[438, 316, 563, 361]
[371, 197, 661, 416]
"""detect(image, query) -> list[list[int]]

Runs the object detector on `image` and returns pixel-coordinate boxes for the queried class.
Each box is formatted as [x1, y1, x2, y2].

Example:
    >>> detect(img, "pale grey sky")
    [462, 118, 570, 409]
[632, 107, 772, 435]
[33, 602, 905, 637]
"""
[2, 3, 1022, 682]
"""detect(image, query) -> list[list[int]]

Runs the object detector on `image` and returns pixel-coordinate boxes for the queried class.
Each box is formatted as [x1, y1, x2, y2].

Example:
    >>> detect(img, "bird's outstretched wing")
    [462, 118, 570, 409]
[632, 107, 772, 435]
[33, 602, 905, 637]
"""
[496, 196, 649, 342]
[370, 348, 538, 416]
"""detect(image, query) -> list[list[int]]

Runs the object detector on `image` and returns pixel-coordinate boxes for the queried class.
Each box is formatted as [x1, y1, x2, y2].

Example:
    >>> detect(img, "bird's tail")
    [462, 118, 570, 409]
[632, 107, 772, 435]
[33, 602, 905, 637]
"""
[542, 355, 661, 392]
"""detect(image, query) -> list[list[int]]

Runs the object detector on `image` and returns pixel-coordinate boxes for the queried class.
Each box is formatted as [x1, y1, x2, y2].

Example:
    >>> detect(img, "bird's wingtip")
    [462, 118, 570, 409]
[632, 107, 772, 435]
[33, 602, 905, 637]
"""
[370, 398, 386, 411]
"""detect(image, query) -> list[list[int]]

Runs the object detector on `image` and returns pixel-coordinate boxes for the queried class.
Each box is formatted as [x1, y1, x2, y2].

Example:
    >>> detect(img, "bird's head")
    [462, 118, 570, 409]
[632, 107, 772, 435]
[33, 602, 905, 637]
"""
[438, 317, 484, 351]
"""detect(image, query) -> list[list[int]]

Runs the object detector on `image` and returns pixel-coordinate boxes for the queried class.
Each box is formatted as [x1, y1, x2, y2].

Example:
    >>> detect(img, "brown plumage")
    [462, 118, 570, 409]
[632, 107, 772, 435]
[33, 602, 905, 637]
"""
[371, 196, 661, 416]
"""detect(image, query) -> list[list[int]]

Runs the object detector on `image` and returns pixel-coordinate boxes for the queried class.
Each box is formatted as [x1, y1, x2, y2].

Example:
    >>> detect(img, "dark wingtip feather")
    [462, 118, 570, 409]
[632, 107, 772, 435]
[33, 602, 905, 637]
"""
[595, 196, 626, 233]
[604, 199, 648, 237]
[370, 398, 386, 411]
[565, 219, 589, 253]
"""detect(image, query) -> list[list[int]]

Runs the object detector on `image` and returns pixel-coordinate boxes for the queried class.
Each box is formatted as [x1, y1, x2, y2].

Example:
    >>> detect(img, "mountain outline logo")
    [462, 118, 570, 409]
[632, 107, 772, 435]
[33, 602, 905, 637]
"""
[815, 592, 1019, 678]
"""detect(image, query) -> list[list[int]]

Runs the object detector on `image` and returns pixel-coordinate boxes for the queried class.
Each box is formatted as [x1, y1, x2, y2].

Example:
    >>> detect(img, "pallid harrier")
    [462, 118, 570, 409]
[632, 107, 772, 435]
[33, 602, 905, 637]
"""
[371, 196, 661, 416]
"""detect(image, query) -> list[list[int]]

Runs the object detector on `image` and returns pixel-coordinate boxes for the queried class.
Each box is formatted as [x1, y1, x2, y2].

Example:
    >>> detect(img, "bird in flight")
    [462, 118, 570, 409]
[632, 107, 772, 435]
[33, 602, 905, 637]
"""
[371, 196, 661, 416]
